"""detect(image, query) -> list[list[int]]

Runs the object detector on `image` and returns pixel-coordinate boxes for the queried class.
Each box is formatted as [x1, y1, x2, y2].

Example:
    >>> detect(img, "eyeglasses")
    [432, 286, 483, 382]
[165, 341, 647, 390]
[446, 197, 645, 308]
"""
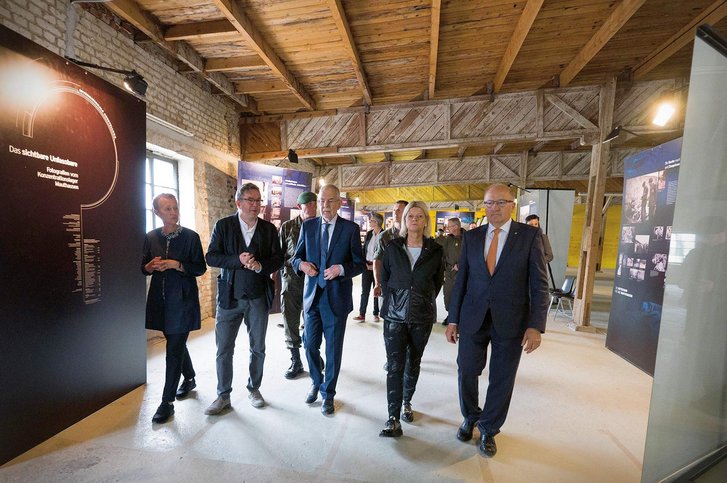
[242, 198, 263, 205]
[483, 200, 514, 208]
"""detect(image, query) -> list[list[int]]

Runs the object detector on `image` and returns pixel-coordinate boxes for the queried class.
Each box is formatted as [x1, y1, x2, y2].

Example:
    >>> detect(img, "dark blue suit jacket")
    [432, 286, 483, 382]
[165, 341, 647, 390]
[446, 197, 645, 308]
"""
[291, 216, 365, 317]
[448, 221, 549, 339]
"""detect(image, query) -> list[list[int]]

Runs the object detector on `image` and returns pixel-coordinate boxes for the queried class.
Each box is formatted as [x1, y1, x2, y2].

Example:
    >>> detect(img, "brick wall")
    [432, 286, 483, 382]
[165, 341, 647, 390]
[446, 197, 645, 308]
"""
[1, 1, 317, 324]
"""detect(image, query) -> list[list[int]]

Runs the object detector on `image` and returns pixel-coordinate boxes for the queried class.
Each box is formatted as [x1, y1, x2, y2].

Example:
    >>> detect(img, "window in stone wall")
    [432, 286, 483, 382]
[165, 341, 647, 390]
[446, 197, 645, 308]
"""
[145, 153, 179, 232]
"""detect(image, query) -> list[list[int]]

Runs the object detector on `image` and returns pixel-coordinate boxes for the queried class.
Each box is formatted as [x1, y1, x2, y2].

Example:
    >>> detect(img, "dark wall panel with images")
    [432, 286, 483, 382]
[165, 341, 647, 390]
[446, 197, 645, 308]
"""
[0, 26, 147, 464]
[606, 138, 682, 375]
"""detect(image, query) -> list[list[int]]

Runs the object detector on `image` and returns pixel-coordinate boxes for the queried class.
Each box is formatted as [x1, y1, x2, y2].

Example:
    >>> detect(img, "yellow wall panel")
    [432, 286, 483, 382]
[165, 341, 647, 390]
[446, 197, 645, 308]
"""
[567, 205, 622, 269]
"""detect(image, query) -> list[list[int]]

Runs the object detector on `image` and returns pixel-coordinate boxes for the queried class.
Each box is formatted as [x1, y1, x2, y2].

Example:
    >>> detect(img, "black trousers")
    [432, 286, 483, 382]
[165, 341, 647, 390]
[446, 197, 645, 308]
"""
[383, 321, 433, 419]
[358, 268, 379, 316]
[162, 332, 195, 403]
[457, 310, 523, 436]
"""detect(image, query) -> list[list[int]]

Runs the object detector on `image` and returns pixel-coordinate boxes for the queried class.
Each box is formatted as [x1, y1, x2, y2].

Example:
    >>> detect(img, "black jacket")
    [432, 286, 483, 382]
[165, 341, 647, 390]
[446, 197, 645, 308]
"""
[380, 237, 444, 324]
[206, 214, 283, 310]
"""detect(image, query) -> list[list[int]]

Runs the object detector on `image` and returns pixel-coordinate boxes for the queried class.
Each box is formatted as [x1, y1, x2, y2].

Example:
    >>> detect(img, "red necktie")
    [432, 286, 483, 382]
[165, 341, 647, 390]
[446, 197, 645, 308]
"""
[486, 228, 500, 275]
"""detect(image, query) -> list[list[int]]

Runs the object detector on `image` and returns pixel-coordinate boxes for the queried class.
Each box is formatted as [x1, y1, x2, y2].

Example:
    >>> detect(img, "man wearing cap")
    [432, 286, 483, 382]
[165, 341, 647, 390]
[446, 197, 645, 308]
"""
[278, 191, 318, 379]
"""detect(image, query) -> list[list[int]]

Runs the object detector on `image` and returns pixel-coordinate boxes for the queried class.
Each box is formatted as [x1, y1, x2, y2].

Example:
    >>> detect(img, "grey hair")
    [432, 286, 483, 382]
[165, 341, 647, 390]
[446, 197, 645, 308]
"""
[152, 193, 177, 210]
[236, 182, 261, 202]
[399, 201, 430, 238]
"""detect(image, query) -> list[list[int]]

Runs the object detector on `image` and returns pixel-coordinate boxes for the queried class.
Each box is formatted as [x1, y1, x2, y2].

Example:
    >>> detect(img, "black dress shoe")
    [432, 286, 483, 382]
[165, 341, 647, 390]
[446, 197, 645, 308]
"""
[284, 360, 304, 379]
[176, 378, 196, 399]
[401, 403, 413, 423]
[479, 433, 497, 457]
[456, 419, 474, 442]
[379, 417, 402, 437]
[305, 385, 320, 404]
[321, 398, 335, 415]
[152, 402, 174, 424]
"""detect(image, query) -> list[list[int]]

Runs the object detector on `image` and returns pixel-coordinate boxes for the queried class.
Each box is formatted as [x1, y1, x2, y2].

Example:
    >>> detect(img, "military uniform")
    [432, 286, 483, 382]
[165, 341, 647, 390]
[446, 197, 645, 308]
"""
[373, 225, 401, 261]
[436, 233, 463, 312]
[279, 215, 305, 350]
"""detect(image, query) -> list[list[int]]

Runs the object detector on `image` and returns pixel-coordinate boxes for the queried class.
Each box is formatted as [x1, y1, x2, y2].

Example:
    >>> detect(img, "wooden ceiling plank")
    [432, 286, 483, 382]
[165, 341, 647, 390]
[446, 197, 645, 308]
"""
[544, 93, 597, 130]
[164, 19, 237, 41]
[210, 0, 316, 110]
[205, 56, 267, 72]
[326, 0, 372, 105]
[633, 0, 727, 80]
[559, 0, 647, 87]
[106, 0, 257, 112]
[493, 0, 544, 93]
[235, 80, 289, 94]
[428, 0, 442, 100]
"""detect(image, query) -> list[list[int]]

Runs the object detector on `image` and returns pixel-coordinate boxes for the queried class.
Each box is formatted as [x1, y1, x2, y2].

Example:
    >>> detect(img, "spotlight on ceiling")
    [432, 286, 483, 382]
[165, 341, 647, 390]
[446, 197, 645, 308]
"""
[652, 101, 676, 127]
[287, 148, 299, 164]
[65, 57, 148, 97]
[123, 71, 148, 97]
[602, 125, 640, 144]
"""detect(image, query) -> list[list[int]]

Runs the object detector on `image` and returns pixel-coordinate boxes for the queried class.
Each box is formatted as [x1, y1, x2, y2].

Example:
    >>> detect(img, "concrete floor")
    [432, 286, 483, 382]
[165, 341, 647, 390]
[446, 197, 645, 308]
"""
[1, 274, 655, 482]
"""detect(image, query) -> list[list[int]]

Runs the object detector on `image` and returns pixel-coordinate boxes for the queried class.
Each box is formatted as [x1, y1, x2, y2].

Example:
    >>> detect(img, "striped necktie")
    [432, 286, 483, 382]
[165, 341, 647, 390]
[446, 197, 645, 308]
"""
[318, 222, 330, 288]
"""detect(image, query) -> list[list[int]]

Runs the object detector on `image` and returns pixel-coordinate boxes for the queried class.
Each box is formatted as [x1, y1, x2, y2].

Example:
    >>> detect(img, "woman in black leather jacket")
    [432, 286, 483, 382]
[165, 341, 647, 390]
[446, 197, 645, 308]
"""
[379, 201, 444, 437]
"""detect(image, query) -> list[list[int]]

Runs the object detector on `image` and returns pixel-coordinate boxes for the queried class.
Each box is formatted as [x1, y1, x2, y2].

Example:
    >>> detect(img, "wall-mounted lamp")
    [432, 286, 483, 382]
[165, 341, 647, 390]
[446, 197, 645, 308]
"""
[65, 57, 148, 96]
[602, 125, 640, 144]
[287, 148, 299, 164]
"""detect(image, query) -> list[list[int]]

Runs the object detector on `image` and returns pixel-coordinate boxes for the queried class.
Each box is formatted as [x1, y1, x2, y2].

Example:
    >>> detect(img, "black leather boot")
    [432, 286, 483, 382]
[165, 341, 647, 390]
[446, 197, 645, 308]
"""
[284, 348, 304, 379]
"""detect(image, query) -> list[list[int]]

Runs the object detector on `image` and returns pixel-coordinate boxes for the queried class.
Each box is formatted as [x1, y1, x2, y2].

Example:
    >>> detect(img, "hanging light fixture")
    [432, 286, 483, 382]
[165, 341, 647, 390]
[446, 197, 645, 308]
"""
[65, 57, 148, 97]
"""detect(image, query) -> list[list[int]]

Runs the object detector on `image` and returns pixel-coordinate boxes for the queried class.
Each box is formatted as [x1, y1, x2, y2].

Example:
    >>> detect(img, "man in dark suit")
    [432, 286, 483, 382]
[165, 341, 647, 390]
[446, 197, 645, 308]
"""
[446, 183, 549, 457]
[204, 183, 284, 415]
[291, 184, 365, 415]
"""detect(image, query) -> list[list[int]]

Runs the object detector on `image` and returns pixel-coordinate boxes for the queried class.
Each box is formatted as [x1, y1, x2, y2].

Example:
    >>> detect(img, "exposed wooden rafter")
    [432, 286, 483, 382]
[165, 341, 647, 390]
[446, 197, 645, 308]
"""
[210, 0, 316, 110]
[235, 80, 288, 94]
[326, 0, 372, 105]
[205, 56, 267, 72]
[632, 0, 727, 80]
[559, 0, 647, 87]
[428, 0, 442, 100]
[493, 0, 544, 93]
[106, 0, 257, 112]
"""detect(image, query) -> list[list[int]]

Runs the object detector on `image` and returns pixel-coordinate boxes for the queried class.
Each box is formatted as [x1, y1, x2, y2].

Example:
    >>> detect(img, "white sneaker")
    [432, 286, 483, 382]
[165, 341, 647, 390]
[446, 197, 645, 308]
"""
[204, 396, 231, 415]
[248, 389, 265, 408]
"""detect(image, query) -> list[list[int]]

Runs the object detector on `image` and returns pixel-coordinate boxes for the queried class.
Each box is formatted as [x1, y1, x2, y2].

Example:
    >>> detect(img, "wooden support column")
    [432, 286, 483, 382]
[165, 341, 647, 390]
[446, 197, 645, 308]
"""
[572, 76, 616, 331]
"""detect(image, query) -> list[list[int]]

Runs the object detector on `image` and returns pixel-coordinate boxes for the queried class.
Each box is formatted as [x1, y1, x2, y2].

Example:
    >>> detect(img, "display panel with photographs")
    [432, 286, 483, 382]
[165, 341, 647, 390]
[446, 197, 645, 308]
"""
[606, 138, 682, 375]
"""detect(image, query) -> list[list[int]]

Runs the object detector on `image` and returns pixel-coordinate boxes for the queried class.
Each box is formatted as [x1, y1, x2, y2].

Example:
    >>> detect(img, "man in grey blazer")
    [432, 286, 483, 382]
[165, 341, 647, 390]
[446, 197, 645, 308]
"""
[446, 183, 549, 457]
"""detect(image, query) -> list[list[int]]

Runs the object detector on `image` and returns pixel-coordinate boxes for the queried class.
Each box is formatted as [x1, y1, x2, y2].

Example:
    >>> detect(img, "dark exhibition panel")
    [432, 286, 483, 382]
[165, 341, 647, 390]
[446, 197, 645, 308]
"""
[606, 138, 681, 376]
[0, 26, 147, 464]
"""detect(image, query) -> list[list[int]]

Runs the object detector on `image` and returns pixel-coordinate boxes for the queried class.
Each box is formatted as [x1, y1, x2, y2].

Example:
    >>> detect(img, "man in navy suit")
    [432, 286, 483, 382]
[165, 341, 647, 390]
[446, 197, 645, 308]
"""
[204, 183, 284, 415]
[446, 183, 549, 457]
[291, 184, 365, 415]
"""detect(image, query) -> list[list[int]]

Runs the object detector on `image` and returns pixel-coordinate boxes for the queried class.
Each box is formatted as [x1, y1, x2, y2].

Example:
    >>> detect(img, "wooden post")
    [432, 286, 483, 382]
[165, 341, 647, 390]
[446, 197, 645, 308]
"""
[572, 76, 616, 331]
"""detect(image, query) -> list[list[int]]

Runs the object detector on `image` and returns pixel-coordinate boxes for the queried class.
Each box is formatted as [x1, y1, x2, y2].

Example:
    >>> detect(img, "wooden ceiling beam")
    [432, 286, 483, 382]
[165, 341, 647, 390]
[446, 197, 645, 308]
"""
[428, 0, 442, 100]
[105, 0, 256, 112]
[326, 0, 372, 105]
[632, 0, 727, 80]
[205, 56, 267, 72]
[493, 143, 505, 154]
[493, 0, 544, 93]
[211, 0, 316, 110]
[559, 0, 647, 87]
[164, 19, 237, 41]
[544, 93, 597, 129]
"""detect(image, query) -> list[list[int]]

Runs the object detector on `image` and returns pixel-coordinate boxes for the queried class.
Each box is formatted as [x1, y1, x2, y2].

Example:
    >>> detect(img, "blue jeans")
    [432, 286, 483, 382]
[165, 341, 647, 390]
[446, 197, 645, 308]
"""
[214, 296, 269, 397]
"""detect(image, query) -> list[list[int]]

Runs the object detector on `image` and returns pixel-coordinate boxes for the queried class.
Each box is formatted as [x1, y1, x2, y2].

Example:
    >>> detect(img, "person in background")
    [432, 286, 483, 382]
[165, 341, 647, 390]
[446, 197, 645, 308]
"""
[379, 201, 444, 437]
[525, 214, 554, 264]
[142, 193, 207, 424]
[291, 184, 365, 415]
[373, 200, 408, 298]
[436, 217, 464, 326]
[204, 183, 284, 415]
[353, 212, 384, 322]
[278, 191, 318, 379]
[468, 222, 478, 231]
[446, 183, 549, 458]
